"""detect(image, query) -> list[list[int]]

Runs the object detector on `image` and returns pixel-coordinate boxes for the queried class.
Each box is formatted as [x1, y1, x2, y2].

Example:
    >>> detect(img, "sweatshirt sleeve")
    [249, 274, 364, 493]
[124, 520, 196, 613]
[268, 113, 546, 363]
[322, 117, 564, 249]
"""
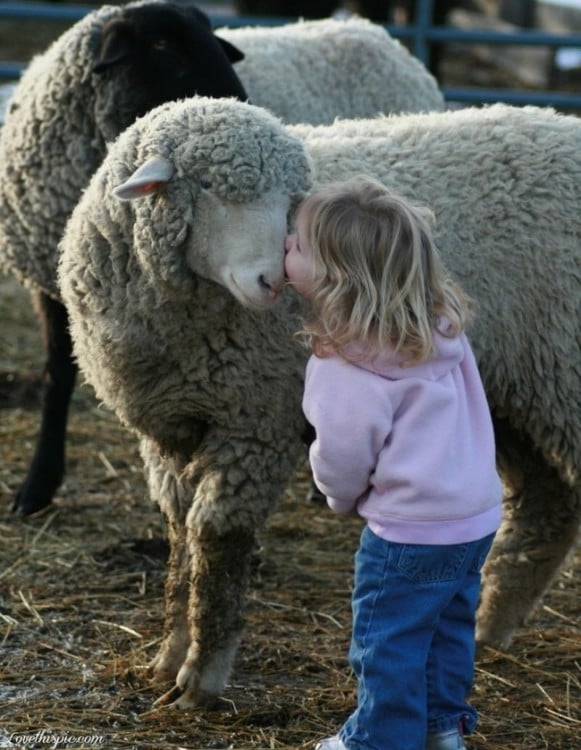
[302, 354, 393, 513]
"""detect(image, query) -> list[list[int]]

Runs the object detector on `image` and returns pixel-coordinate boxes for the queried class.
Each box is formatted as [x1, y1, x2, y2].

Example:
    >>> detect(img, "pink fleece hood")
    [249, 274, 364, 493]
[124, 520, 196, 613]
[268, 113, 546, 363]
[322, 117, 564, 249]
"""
[355, 327, 465, 383]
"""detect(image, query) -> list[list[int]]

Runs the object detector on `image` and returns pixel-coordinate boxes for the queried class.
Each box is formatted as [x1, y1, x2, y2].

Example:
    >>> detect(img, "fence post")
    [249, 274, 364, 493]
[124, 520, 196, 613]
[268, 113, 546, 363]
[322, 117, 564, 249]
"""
[413, 0, 434, 66]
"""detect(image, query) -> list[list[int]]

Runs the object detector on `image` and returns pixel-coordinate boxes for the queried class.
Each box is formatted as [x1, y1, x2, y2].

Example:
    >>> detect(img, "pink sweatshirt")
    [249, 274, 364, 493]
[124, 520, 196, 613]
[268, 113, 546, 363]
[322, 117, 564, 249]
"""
[302, 329, 502, 545]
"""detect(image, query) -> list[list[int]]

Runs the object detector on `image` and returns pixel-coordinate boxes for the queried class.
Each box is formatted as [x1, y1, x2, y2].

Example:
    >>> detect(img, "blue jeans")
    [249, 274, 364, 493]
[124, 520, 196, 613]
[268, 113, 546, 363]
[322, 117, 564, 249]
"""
[339, 526, 495, 750]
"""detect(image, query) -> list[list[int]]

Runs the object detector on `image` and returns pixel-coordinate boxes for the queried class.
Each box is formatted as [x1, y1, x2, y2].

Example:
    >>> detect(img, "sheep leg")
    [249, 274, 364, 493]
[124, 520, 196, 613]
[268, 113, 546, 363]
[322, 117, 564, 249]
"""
[149, 423, 299, 709]
[141, 440, 194, 687]
[476, 418, 580, 647]
[162, 431, 289, 709]
[163, 524, 257, 709]
[12, 294, 76, 515]
[302, 420, 325, 503]
[149, 521, 191, 686]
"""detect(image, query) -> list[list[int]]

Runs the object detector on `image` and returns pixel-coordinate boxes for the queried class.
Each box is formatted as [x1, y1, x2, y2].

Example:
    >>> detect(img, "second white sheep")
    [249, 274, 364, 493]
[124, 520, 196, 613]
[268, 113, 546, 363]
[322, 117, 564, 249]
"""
[219, 16, 444, 125]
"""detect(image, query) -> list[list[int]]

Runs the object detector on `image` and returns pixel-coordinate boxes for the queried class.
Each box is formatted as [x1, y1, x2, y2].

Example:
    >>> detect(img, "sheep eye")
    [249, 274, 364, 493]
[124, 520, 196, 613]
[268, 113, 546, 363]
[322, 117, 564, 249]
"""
[200, 178, 212, 190]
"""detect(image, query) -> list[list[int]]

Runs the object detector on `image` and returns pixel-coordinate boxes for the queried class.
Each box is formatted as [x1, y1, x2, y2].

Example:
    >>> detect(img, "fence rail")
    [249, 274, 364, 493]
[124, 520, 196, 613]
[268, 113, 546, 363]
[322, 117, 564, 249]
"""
[1, 0, 581, 109]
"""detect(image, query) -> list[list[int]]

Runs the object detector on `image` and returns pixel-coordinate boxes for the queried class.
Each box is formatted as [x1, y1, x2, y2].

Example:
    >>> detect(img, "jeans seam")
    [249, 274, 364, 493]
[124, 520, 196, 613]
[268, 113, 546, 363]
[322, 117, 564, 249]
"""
[350, 532, 392, 746]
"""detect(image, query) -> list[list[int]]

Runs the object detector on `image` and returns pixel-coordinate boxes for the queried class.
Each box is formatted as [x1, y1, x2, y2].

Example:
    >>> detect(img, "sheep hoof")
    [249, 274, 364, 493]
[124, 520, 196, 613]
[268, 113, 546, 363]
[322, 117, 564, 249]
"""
[12, 484, 56, 516]
[475, 621, 517, 650]
[172, 687, 219, 710]
[152, 683, 218, 710]
[152, 684, 184, 708]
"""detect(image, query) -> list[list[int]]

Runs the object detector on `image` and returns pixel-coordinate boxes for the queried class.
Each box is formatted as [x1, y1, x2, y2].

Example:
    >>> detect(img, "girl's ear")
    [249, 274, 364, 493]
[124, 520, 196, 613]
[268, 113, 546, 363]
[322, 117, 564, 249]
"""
[113, 155, 176, 201]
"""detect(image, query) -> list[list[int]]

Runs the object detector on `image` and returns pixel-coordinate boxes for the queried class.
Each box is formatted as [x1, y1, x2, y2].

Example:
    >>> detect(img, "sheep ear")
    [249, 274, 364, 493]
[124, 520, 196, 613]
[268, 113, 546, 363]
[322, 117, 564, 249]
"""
[217, 37, 245, 64]
[93, 20, 131, 73]
[113, 156, 176, 201]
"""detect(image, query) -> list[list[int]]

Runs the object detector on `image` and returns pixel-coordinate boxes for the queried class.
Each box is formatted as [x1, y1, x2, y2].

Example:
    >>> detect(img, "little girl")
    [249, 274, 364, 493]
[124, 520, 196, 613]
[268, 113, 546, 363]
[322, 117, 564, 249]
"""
[285, 176, 502, 750]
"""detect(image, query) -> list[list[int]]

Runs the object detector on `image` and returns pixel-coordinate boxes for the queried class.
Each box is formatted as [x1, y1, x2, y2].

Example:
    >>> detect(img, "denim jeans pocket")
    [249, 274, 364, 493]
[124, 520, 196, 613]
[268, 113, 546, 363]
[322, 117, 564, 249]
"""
[396, 543, 469, 583]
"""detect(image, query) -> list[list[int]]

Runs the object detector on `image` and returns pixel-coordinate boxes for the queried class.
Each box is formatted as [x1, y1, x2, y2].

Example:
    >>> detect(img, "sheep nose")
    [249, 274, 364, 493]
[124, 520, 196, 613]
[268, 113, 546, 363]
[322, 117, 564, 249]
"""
[259, 274, 283, 300]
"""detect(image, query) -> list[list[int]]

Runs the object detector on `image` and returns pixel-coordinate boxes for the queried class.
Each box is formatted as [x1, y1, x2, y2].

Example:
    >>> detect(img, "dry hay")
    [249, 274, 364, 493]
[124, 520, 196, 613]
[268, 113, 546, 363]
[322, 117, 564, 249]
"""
[0, 274, 579, 750]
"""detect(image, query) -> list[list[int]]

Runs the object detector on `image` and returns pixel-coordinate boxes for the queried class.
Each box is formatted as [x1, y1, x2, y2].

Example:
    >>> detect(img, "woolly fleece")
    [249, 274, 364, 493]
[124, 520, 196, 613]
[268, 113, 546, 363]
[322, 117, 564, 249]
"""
[219, 17, 444, 125]
[59, 98, 311, 469]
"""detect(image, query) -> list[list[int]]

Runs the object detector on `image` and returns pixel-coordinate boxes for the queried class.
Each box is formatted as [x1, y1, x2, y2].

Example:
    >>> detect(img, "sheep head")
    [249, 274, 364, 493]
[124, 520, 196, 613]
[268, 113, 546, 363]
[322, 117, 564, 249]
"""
[114, 156, 291, 309]
[92, 1, 248, 139]
[107, 98, 313, 310]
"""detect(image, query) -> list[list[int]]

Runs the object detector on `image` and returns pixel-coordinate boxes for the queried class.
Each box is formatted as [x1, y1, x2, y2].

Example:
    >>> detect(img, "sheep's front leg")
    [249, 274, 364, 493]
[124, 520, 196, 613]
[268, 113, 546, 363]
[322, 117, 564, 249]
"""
[164, 524, 257, 709]
[148, 415, 300, 710]
[140, 437, 196, 688]
[477, 419, 580, 647]
[150, 521, 191, 685]
[157, 428, 295, 709]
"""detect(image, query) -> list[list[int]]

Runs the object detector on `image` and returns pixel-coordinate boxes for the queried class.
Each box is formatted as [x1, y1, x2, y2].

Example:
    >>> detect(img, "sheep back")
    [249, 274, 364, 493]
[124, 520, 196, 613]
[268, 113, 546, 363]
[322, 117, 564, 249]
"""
[218, 17, 445, 125]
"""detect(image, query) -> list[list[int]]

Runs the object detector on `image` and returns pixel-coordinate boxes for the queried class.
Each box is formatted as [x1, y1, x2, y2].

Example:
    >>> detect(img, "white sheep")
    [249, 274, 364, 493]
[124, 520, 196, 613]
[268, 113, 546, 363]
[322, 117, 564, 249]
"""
[57, 97, 580, 708]
[0, 0, 444, 514]
[219, 16, 444, 125]
[0, 4, 444, 516]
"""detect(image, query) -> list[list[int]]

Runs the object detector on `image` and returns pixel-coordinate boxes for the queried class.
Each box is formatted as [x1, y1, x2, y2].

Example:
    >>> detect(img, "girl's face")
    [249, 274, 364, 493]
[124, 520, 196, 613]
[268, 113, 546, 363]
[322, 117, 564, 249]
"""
[284, 211, 319, 298]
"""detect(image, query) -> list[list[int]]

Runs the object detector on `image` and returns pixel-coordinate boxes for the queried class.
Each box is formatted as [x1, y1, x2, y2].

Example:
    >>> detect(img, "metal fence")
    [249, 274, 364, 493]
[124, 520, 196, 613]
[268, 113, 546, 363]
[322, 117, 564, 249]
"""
[1, 0, 581, 109]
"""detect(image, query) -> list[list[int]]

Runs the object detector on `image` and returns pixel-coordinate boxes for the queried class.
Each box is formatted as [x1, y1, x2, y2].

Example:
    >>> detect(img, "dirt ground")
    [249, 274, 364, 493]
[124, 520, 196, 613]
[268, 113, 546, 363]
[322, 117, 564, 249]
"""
[0, 272, 579, 750]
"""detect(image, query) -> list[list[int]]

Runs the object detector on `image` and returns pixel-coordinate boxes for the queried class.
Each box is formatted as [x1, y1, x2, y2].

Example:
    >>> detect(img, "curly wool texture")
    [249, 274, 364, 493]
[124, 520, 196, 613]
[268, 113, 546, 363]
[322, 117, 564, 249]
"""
[0, 9, 444, 302]
[218, 17, 444, 125]
[57, 99, 313, 705]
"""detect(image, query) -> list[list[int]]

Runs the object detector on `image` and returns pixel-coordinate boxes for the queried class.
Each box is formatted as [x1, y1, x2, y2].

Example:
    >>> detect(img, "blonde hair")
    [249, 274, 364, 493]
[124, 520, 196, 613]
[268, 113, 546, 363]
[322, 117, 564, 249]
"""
[296, 175, 474, 364]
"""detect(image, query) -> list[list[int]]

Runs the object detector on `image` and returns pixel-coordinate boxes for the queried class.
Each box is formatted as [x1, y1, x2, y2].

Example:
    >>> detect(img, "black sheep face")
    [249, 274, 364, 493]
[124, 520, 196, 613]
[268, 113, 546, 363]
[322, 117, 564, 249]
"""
[93, 2, 248, 130]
